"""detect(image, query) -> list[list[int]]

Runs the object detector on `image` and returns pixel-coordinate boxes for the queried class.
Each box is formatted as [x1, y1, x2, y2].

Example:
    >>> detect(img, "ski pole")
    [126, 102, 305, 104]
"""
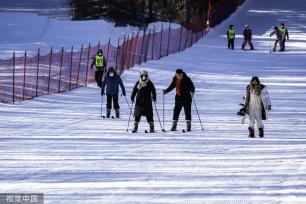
[126, 101, 134, 132]
[100, 95, 104, 118]
[154, 102, 165, 132]
[124, 95, 131, 112]
[192, 95, 204, 132]
[163, 93, 165, 130]
[269, 36, 272, 53]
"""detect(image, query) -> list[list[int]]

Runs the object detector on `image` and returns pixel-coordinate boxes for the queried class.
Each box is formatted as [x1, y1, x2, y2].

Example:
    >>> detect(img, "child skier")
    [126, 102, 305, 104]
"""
[241, 25, 254, 50]
[163, 69, 195, 132]
[101, 67, 126, 118]
[131, 70, 156, 133]
[240, 76, 271, 138]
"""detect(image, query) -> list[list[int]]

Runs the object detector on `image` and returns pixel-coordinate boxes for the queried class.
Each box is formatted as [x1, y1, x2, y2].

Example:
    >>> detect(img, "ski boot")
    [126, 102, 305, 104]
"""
[186, 120, 191, 132]
[115, 109, 120, 118]
[259, 128, 264, 138]
[248, 127, 255, 138]
[170, 120, 178, 131]
[106, 109, 111, 118]
[149, 122, 154, 133]
[132, 123, 138, 133]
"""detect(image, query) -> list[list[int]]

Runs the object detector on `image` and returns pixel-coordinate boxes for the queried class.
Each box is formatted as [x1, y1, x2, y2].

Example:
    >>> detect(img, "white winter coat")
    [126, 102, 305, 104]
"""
[245, 85, 271, 120]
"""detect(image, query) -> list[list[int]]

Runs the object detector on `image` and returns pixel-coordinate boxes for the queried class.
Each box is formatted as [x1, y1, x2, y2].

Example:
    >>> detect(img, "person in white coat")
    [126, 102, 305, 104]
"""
[242, 76, 271, 138]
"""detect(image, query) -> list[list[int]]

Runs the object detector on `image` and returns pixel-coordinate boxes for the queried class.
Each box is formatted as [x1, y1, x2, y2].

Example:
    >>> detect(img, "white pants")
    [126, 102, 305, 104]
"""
[248, 108, 264, 129]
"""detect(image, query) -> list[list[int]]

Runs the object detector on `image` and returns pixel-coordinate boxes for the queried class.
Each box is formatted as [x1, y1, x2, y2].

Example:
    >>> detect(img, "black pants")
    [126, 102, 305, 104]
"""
[273, 39, 283, 52]
[281, 39, 286, 51]
[95, 69, 104, 87]
[106, 95, 119, 109]
[173, 102, 192, 121]
[228, 39, 234, 50]
[242, 39, 254, 50]
[135, 115, 154, 123]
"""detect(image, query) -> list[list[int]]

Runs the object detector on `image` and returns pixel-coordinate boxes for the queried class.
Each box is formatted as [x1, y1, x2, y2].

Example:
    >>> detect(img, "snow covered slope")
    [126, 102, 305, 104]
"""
[1, 0, 306, 203]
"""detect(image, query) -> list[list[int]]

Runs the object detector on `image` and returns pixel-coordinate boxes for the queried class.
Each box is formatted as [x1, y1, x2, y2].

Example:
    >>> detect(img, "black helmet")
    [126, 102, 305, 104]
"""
[97, 49, 103, 55]
[274, 26, 278, 30]
[229, 24, 234, 28]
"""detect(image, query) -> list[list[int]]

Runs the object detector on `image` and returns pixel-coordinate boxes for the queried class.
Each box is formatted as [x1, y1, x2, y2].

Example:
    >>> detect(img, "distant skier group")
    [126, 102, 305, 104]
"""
[227, 23, 289, 52]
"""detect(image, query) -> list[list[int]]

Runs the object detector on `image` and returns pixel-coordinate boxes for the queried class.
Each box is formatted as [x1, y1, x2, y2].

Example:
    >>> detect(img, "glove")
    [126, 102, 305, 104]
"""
[268, 105, 272, 111]
[101, 91, 105, 96]
[162, 90, 166, 95]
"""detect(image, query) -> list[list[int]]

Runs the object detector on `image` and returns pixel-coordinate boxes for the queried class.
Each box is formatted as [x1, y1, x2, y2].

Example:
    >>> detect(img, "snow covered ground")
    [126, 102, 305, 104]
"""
[1, 0, 306, 203]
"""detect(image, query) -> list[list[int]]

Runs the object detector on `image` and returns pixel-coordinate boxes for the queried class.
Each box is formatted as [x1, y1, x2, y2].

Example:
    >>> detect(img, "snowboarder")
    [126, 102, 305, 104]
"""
[131, 70, 156, 133]
[163, 69, 195, 132]
[101, 67, 126, 118]
[227, 24, 235, 50]
[91, 49, 107, 87]
[240, 76, 271, 138]
[241, 25, 254, 50]
[270, 26, 284, 52]
[279, 23, 289, 51]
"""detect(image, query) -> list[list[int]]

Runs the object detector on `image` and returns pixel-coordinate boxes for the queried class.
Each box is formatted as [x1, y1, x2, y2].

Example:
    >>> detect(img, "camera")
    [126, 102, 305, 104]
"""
[237, 108, 246, 116]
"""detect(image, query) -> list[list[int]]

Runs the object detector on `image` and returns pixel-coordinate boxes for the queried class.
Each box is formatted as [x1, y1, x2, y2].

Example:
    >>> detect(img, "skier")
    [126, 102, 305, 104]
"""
[241, 25, 254, 50]
[270, 26, 284, 52]
[227, 24, 235, 50]
[279, 23, 289, 51]
[240, 76, 271, 138]
[101, 67, 126, 118]
[91, 49, 107, 87]
[131, 70, 156, 133]
[163, 69, 195, 132]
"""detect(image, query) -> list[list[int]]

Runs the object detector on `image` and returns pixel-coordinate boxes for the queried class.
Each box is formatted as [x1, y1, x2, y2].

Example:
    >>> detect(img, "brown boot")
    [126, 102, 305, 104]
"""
[259, 128, 264, 138]
[248, 127, 255, 138]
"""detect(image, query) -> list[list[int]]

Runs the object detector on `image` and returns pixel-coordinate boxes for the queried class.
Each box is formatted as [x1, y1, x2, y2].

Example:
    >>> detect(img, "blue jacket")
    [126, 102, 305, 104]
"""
[101, 68, 125, 96]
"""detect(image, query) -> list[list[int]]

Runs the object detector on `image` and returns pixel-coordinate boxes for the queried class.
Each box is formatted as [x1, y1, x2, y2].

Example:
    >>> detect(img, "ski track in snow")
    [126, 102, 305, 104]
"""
[1, 0, 306, 203]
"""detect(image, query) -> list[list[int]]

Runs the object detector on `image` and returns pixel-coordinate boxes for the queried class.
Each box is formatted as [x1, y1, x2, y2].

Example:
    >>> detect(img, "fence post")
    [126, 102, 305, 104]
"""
[85, 43, 91, 86]
[127, 32, 134, 68]
[76, 44, 83, 88]
[151, 26, 156, 60]
[97, 41, 101, 50]
[12, 52, 16, 103]
[139, 29, 146, 64]
[159, 23, 163, 59]
[133, 30, 140, 66]
[144, 28, 151, 63]
[178, 26, 183, 52]
[184, 29, 189, 50]
[122, 35, 130, 72]
[23, 51, 27, 101]
[58, 47, 64, 93]
[166, 23, 171, 56]
[115, 38, 120, 71]
[69, 46, 73, 91]
[120, 35, 126, 73]
[47, 47, 53, 95]
[35, 48, 40, 97]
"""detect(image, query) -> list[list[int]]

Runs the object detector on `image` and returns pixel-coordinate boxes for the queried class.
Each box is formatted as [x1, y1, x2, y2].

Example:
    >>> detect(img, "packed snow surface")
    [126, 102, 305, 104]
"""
[1, 0, 306, 203]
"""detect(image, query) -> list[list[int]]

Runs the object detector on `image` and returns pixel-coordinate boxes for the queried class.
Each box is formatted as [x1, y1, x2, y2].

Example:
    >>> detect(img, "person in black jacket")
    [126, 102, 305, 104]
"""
[131, 70, 156, 133]
[270, 26, 284, 52]
[101, 67, 126, 118]
[241, 25, 254, 50]
[163, 69, 195, 132]
[91, 49, 107, 87]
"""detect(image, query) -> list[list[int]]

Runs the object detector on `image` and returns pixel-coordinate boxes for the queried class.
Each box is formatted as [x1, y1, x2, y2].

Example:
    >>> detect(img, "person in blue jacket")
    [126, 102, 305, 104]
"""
[101, 67, 126, 118]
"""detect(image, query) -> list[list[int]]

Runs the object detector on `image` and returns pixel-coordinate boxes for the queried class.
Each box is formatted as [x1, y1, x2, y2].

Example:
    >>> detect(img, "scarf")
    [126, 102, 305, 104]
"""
[137, 77, 150, 90]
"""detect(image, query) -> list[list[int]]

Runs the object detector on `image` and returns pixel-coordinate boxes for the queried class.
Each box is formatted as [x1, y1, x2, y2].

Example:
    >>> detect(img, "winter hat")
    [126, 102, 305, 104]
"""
[176, 69, 184, 74]
[140, 70, 148, 76]
[274, 26, 278, 30]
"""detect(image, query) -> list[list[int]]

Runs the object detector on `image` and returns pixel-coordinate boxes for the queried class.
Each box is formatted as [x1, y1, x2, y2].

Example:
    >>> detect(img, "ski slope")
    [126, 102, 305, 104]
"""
[1, 0, 306, 203]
